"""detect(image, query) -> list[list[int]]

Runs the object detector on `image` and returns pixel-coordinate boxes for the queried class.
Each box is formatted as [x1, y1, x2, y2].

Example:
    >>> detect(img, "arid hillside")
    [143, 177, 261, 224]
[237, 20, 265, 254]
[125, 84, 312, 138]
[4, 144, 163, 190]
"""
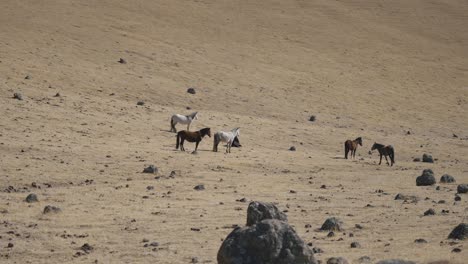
[1, 0, 467, 263]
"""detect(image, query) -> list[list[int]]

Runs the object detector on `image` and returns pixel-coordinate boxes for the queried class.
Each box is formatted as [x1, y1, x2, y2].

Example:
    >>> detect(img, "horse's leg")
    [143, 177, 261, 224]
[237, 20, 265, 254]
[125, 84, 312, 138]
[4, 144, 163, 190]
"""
[194, 141, 199, 152]
[180, 138, 185, 151]
[187, 122, 190, 131]
[384, 155, 389, 165]
[379, 153, 382, 165]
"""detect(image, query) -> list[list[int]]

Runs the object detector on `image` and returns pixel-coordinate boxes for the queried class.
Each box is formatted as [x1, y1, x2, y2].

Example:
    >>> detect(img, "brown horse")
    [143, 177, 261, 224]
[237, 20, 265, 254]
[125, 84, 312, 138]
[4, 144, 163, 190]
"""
[176, 127, 211, 152]
[371, 142, 395, 166]
[344, 137, 362, 159]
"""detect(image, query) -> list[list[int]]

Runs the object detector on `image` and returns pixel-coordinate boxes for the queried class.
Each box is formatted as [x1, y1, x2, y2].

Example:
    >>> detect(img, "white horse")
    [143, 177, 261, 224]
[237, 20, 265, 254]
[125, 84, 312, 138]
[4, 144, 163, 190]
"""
[213, 127, 240, 153]
[170, 112, 198, 133]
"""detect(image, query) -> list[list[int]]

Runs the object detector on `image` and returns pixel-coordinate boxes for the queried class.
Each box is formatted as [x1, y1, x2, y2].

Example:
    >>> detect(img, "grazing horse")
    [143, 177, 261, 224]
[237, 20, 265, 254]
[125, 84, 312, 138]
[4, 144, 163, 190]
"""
[213, 128, 240, 153]
[170, 112, 198, 133]
[344, 137, 362, 159]
[371, 142, 395, 166]
[176, 127, 211, 152]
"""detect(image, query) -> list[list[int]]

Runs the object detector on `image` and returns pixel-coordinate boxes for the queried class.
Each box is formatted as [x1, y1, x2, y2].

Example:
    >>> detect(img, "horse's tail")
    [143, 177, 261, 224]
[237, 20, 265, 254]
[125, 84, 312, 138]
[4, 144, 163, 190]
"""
[176, 133, 180, 149]
[170, 117, 175, 132]
[213, 133, 219, 152]
[390, 146, 395, 165]
[344, 141, 349, 159]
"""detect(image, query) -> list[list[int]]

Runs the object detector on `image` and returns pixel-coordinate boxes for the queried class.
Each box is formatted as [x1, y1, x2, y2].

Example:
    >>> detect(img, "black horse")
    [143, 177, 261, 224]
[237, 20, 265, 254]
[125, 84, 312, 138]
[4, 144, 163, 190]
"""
[371, 143, 395, 166]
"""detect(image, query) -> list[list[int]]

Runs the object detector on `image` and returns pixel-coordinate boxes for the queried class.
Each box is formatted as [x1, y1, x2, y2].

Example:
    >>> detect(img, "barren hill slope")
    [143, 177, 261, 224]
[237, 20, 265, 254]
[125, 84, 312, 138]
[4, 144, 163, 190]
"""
[1, 0, 467, 263]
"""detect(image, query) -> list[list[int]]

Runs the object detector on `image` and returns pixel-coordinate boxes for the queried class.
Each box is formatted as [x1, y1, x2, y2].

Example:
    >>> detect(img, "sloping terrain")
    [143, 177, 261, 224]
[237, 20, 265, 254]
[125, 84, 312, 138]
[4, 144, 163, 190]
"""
[1, 0, 467, 263]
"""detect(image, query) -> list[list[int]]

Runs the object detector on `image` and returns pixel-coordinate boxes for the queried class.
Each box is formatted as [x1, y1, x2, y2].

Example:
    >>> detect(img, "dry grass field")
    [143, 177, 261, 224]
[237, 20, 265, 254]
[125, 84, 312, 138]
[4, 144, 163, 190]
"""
[1, 0, 467, 263]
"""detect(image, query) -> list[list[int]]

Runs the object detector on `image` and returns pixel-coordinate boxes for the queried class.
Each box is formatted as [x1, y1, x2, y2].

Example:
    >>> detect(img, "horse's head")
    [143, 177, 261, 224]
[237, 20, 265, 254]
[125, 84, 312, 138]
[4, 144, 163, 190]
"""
[357, 137, 363, 146]
[203, 127, 211, 137]
[371, 142, 377, 150]
[234, 127, 240, 136]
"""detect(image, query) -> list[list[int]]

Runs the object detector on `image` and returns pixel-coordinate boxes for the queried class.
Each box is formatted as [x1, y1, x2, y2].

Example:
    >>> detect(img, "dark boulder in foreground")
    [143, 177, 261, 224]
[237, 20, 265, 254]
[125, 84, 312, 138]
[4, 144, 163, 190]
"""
[246, 201, 287, 226]
[217, 219, 316, 264]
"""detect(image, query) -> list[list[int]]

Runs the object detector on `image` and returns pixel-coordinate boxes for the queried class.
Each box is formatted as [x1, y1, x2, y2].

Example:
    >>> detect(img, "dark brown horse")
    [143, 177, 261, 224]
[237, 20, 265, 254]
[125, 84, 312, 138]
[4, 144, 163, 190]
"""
[344, 137, 362, 159]
[371, 142, 395, 166]
[176, 127, 211, 152]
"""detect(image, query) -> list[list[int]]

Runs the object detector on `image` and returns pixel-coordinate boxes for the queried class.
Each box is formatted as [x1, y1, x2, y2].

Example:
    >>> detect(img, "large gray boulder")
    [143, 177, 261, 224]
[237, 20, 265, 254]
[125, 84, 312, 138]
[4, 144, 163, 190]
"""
[246, 201, 287, 226]
[416, 169, 436, 186]
[217, 219, 317, 264]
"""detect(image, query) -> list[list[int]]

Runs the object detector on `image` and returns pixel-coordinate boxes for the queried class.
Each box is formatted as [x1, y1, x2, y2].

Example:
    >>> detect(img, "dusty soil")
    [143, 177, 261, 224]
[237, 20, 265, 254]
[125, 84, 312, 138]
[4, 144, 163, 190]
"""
[1, 0, 467, 263]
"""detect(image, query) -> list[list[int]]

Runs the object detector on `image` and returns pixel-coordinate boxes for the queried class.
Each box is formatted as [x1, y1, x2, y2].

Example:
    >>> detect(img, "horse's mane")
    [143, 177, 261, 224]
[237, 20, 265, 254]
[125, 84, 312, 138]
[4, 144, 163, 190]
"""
[188, 112, 198, 117]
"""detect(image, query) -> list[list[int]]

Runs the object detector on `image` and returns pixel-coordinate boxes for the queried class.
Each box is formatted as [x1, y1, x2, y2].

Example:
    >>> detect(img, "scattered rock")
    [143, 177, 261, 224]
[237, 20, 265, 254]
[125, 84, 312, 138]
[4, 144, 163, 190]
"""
[454, 195, 461, 201]
[327, 257, 349, 264]
[395, 193, 419, 203]
[416, 169, 436, 186]
[246, 201, 287, 226]
[376, 260, 416, 264]
[118, 58, 127, 64]
[423, 209, 435, 216]
[289, 146, 296, 151]
[457, 184, 468, 194]
[7, 243, 14, 248]
[25, 75, 31, 79]
[440, 174, 455, 183]
[191, 257, 199, 263]
[309, 115, 316, 122]
[187, 87, 196, 94]
[452, 248, 462, 253]
[350, 242, 361, 248]
[137, 101, 145, 106]
[312, 247, 323, 254]
[320, 217, 343, 232]
[217, 219, 317, 264]
[80, 243, 93, 252]
[414, 238, 427, 243]
[143, 165, 158, 174]
[448, 223, 467, 240]
[357, 256, 372, 263]
[13, 93, 23, 100]
[25, 193, 38, 203]
[413, 158, 421, 162]
[54, 92, 61, 97]
[194, 184, 205, 191]
[327, 231, 335, 237]
[422, 154, 434, 163]
[43, 205, 61, 214]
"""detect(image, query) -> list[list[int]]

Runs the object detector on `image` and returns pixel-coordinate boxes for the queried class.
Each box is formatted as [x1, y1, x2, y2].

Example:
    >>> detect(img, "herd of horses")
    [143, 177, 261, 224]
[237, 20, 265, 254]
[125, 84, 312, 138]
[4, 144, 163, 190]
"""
[170, 112, 395, 165]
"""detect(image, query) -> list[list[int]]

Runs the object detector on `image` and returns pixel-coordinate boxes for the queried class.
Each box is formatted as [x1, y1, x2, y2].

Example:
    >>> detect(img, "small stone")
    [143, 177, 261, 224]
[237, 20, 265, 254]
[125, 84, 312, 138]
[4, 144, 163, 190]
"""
[350, 242, 361, 248]
[395, 193, 419, 202]
[327, 257, 349, 264]
[452, 248, 462, 253]
[457, 184, 468, 194]
[289, 146, 296, 151]
[43, 205, 61, 214]
[149, 242, 159, 247]
[118, 58, 127, 64]
[320, 217, 343, 232]
[25, 193, 38, 203]
[7, 243, 14, 248]
[54, 92, 61, 97]
[13, 93, 23, 100]
[448, 223, 467, 240]
[137, 101, 145, 106]
[423, 209, 435, 216]
[194, 184, 205, 191]
[191, 257, 199, 263]
[416, 169, 436, 186]
[327, 231, 335, 237]
[357, 256, 371, 263]
[455, 195, 461, 201]
[80, 243, 93, 252]
[146, 186, 154, 191]
[413, 158, 421, 162]
[414, 238, 427, 243]
[309, 115, 316, 122]
[187, 87, 196, 94]
[422, 154, 434, 163]
[440, 174, 456, 183]
[143, 165, 158, 174]
[313, 247, 323, 253]
[355, 224, 363, 229]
